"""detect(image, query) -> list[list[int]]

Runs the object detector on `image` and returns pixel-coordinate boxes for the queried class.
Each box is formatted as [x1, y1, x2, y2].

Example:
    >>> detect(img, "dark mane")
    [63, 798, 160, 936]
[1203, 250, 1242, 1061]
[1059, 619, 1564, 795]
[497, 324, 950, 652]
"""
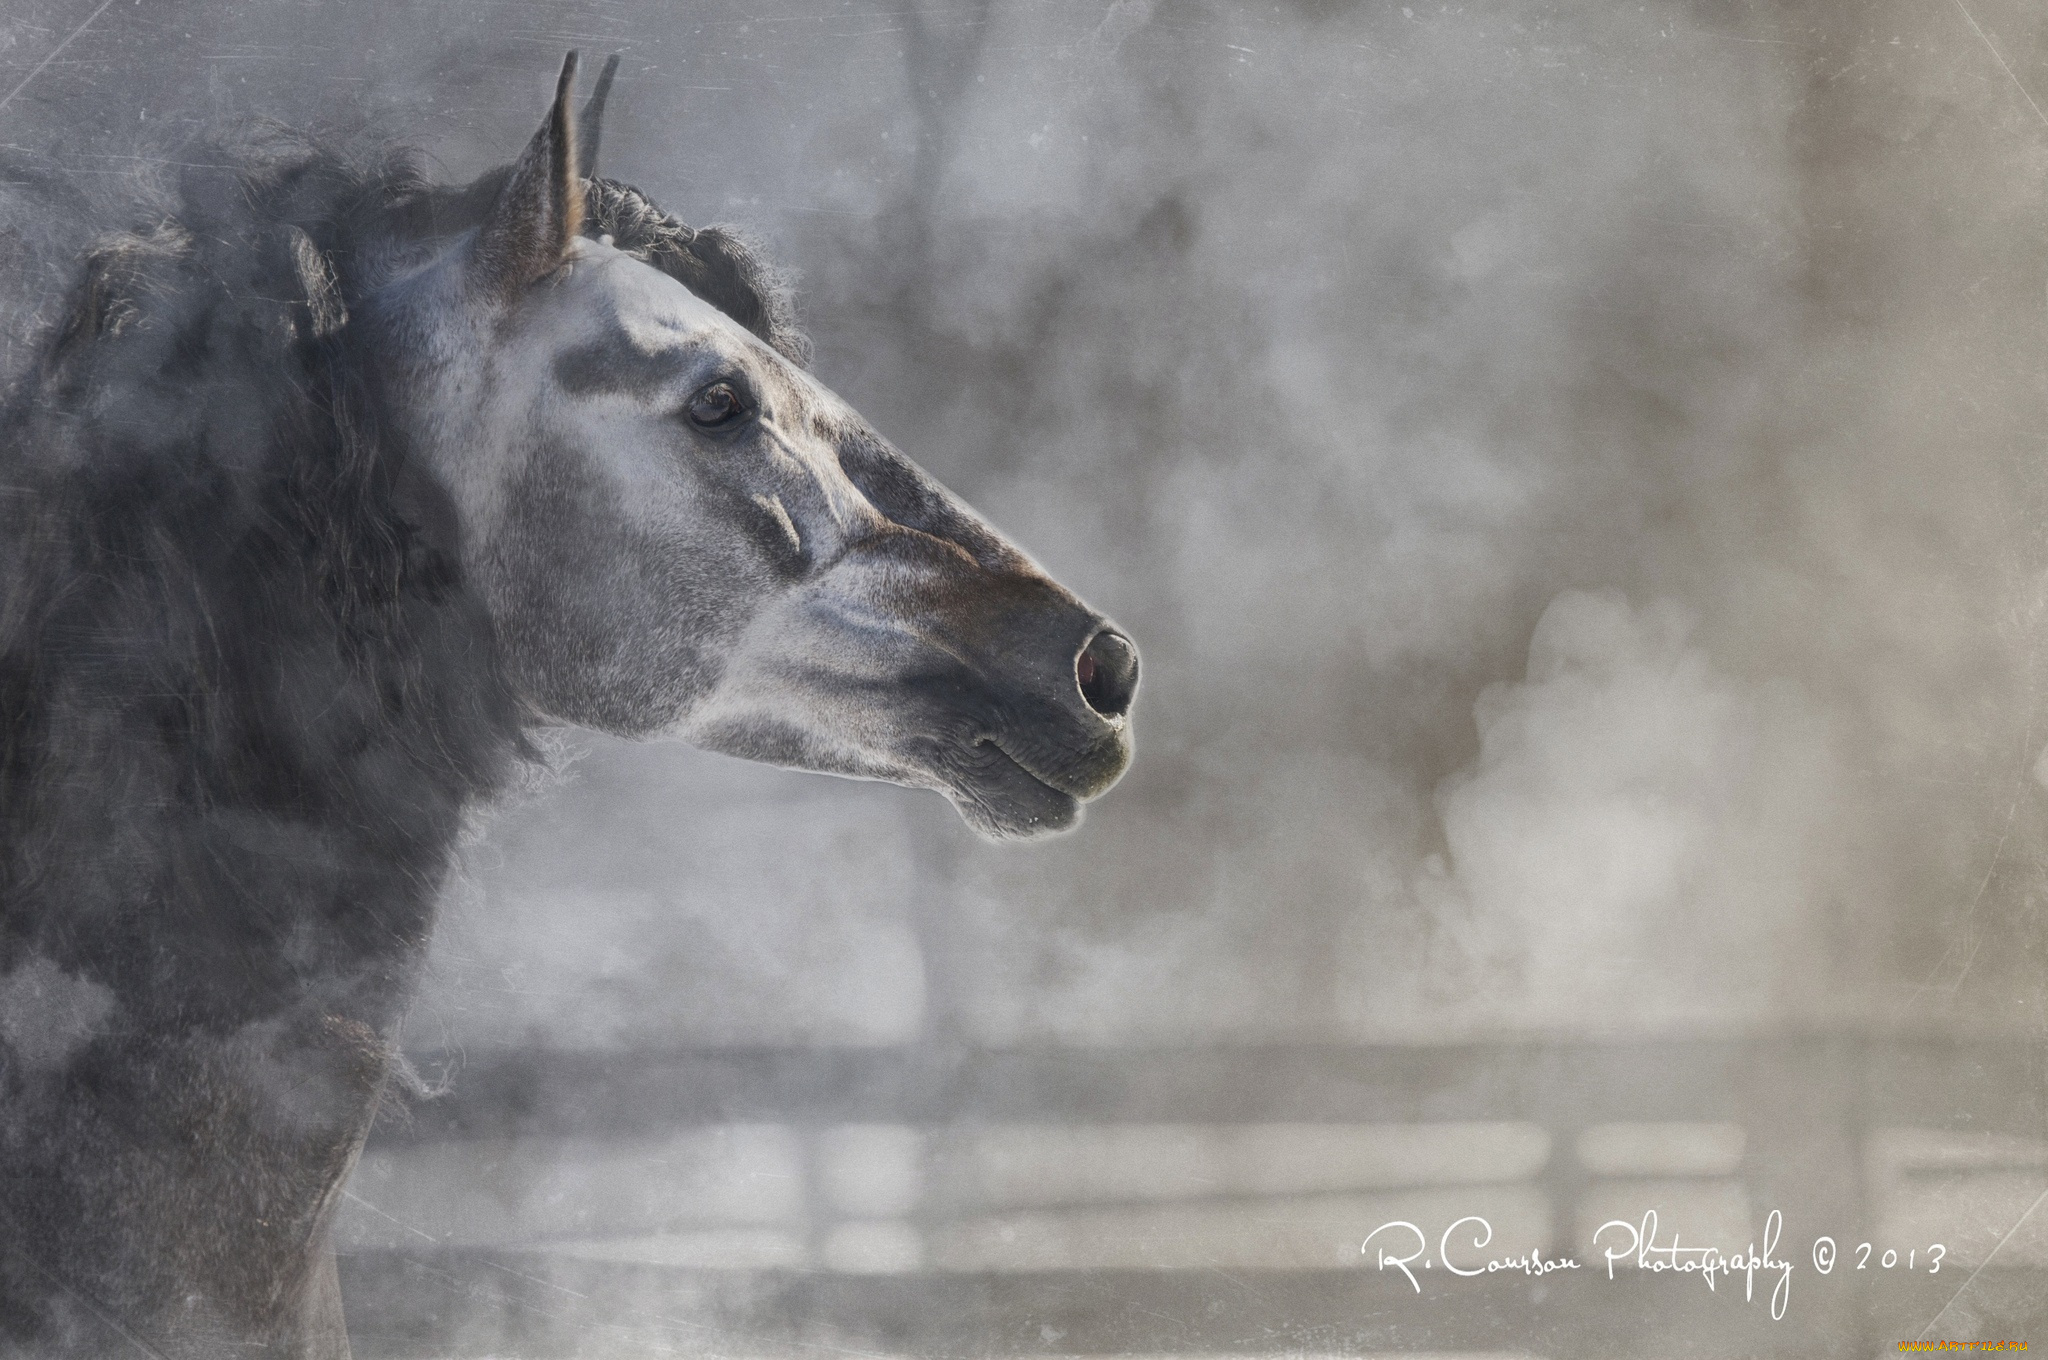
[0, 131, 524, 1031]
[0, 130, 805, 1024]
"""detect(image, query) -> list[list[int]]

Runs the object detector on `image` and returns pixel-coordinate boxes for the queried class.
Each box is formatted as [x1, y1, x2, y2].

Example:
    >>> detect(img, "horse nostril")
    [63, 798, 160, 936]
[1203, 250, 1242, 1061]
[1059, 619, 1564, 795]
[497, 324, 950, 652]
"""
[1077, 629, 1139, 719]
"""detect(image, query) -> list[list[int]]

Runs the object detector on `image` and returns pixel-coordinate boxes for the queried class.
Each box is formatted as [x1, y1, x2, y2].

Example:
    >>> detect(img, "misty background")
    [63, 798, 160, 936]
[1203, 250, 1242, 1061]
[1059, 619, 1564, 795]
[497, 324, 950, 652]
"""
[7, 0, 2048, 1353]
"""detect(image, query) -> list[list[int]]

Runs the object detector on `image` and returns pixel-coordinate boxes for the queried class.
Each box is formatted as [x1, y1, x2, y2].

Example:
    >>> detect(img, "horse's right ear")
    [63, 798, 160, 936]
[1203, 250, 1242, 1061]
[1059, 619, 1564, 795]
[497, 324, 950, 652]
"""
[470, 52, 583, 301]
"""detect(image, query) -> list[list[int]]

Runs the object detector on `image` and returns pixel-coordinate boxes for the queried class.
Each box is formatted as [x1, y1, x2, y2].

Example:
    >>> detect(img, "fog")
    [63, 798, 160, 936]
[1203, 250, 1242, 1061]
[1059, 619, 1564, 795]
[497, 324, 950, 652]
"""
[6, 0, 2048, 1352]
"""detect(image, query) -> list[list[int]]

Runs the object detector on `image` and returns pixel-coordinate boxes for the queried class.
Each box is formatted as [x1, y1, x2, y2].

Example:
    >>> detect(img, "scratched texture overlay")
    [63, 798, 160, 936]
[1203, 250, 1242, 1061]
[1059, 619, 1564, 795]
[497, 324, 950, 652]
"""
[8, 0, 2048, 1355]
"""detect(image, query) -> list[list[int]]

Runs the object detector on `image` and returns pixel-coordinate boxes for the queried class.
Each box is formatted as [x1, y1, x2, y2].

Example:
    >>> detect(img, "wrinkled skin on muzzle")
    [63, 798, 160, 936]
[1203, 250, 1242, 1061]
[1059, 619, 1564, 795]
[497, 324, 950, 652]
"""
[367, 206, 1135, 839]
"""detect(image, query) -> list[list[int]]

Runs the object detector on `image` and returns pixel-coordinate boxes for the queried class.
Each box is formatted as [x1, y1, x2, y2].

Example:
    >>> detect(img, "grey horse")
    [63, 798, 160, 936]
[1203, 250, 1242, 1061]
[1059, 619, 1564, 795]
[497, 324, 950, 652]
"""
[0, 53, 1135, 1357]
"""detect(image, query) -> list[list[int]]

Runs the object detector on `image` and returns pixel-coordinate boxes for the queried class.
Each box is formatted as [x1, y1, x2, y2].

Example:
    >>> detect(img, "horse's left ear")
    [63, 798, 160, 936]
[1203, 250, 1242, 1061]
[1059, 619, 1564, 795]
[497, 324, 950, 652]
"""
[579, 54, 621, 180]
[471, 52, 583, 300]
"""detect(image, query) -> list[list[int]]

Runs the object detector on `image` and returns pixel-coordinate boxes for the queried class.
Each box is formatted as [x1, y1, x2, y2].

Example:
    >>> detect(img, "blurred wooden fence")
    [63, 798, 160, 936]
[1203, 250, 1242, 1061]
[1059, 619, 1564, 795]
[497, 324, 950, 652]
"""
[336, 1037, 2048, 1358]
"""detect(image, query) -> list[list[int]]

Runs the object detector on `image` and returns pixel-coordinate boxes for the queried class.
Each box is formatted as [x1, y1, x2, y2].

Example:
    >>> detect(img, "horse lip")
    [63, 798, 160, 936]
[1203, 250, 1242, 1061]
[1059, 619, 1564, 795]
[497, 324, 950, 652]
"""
[971, 737, 1081, 833]
[977, 732, 1104, 802]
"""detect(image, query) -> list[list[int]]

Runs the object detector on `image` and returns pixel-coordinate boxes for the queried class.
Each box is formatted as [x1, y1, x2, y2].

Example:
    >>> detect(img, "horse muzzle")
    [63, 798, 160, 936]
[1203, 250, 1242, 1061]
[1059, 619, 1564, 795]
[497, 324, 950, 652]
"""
[684, 529, 1140, 839]
[902, 596, 1139, 840]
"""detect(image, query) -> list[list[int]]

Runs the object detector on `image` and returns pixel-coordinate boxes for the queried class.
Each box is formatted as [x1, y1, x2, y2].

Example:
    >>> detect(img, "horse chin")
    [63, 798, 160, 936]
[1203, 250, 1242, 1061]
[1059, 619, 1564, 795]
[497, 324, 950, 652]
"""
[934, 739, 1085, 842]
[676, 712, 1081, 840]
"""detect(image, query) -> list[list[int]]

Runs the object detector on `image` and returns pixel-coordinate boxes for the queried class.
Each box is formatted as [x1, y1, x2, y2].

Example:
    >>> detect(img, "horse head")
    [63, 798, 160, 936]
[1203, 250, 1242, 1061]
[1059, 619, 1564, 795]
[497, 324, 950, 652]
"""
[361, 55, 1137, 838]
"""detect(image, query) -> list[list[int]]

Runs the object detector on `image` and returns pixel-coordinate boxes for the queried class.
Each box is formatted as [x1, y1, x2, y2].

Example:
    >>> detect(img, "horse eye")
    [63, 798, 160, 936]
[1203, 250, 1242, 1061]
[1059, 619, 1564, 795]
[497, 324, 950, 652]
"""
[685, 381, 749, 430]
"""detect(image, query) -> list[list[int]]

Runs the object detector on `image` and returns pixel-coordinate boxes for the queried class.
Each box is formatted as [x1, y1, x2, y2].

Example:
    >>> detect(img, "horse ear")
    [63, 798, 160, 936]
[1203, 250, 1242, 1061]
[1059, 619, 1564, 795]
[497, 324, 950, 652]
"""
[579, 54, 621, 181]
[471, 52, 583, 299]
